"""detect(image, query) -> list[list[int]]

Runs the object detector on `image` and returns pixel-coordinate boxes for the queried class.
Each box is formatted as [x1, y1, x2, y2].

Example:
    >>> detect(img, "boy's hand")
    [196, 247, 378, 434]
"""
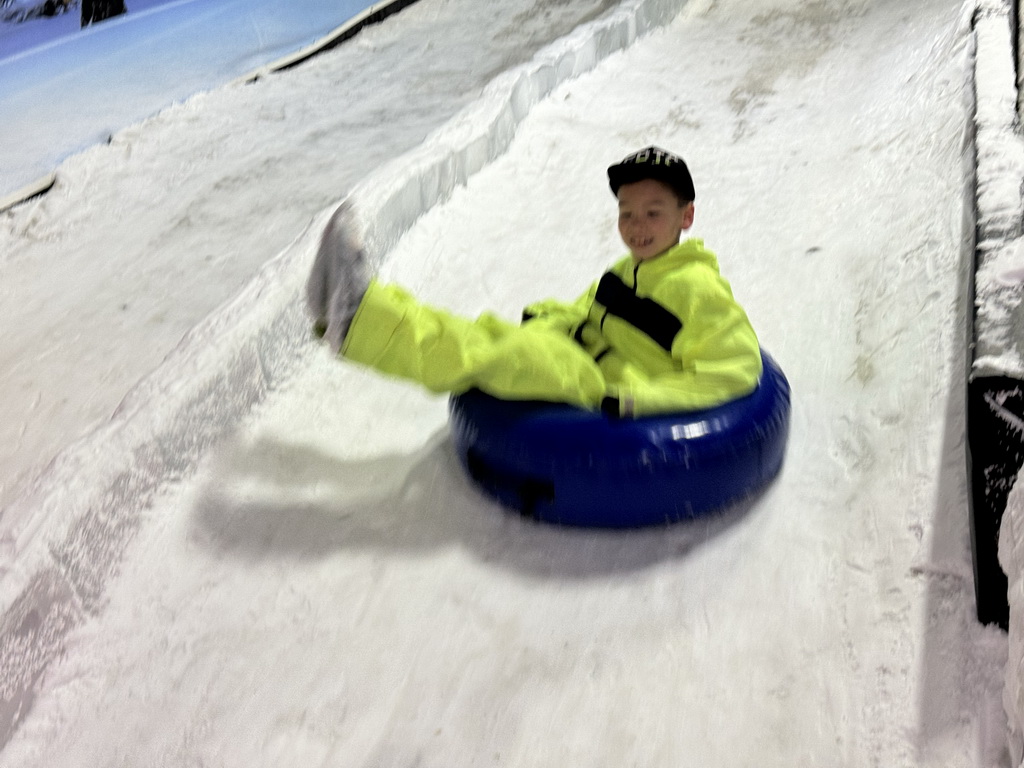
[306, 201, 371, 353]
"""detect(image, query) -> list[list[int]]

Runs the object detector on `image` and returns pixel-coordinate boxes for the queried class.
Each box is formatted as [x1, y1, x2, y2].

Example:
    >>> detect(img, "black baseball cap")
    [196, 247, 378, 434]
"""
[607, 146, 695, 202]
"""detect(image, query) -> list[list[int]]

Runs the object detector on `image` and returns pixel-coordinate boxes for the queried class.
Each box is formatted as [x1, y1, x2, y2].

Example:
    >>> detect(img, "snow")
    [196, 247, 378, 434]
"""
[0, 0, 417, 200]
[0, 0, 1018, 764]
[980, 0, 1024, 762]
[973, 0, 1024, 379]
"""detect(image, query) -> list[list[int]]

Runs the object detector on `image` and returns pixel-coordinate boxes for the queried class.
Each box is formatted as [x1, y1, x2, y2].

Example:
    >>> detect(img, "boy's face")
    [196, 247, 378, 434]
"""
[616, 179, 694, 262]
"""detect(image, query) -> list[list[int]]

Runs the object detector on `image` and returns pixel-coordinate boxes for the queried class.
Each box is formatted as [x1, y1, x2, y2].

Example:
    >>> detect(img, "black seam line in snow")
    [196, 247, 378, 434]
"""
[0, 172, 56, 214]
[594, 271, 682, 352]
[256, 0, 425, 78]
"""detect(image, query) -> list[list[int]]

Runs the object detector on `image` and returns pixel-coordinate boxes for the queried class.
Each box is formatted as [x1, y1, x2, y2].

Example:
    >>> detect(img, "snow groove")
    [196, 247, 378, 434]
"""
[0, 0, 696, 748]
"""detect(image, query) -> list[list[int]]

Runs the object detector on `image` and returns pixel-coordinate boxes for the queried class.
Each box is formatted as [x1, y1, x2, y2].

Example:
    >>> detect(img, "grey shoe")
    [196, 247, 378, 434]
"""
[306, 201, 371, 352]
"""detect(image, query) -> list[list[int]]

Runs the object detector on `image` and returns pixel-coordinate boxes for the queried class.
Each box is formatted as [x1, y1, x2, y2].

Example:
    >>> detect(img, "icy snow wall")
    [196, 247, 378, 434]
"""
[972, 0, 1024, 630]
[0, 0, 424, 207]
[977, 0, 1024, 762]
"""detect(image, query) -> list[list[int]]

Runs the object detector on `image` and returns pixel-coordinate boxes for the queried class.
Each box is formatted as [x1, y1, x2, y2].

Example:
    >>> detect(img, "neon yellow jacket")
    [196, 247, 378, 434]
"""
[341, 239, 761, 418]
[522, 239, 761, 416]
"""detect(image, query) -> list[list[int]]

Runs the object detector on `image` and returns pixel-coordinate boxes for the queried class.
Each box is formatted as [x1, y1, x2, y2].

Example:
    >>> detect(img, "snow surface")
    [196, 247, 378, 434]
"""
[0, 0, 416, 199]
[0, 0, 621, 513]
[0, 0, 1017, 764]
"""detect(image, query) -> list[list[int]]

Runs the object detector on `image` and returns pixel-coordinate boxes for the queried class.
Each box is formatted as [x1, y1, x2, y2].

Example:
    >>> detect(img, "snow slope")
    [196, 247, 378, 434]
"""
[0, 0, 621, 512]
[0, 0, 418, 200]
[0, 0, 1011, 764]
[0, 0, 680, 750]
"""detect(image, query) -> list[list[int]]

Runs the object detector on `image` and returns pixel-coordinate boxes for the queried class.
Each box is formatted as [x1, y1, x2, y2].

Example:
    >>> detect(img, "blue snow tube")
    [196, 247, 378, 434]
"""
[448, 351, 790, 527]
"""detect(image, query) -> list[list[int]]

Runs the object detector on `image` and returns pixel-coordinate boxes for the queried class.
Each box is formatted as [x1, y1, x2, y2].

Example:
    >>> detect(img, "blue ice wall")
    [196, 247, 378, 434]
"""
[1, 0, 394, 199]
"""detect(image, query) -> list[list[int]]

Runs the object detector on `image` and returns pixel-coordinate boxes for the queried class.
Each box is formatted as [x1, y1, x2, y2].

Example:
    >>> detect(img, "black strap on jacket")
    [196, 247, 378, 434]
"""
[594, 272, 682, 352]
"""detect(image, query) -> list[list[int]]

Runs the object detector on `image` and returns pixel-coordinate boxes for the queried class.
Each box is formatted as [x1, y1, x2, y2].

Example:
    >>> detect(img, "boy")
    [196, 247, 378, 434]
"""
[306, 146, 761, 418]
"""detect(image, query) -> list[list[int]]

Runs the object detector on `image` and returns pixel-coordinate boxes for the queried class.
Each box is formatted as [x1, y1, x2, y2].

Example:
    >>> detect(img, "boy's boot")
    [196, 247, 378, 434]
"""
[306, 201, 371, 352]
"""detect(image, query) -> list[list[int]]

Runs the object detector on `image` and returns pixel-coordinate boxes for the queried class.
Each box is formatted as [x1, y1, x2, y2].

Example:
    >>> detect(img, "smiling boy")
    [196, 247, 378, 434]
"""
[307, 146, 762, 418]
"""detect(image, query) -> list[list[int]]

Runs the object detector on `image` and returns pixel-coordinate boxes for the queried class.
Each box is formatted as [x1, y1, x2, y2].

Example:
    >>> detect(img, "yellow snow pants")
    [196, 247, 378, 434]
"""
[340, 280, 608, 409]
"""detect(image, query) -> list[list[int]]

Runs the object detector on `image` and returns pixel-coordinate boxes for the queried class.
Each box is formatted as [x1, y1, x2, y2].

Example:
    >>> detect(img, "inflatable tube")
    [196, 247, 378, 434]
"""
[448, 351, 791, 527]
